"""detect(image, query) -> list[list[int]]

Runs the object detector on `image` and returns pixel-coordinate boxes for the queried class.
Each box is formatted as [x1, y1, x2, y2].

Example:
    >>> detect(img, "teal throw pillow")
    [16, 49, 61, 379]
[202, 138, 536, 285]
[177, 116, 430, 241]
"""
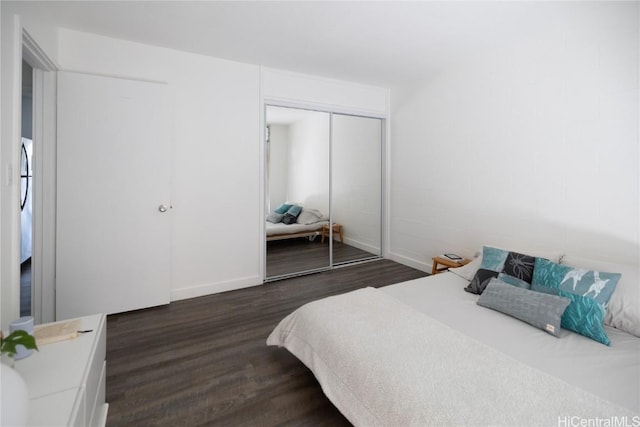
[531, 258, 621, 345]
[480, 246, 509, 271]
[531, 258, 571, 295]
[468, 246, 538, 295]
[558, 291, 611, 345]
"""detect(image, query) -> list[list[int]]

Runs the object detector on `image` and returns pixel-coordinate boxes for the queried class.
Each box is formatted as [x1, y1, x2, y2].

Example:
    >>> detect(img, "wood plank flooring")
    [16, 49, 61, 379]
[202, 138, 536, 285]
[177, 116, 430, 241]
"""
[106, 259, 428, 426]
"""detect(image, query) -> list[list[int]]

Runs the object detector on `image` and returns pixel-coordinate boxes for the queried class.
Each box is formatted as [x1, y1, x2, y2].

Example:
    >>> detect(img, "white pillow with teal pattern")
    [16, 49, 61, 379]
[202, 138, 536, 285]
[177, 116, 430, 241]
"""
[562, 255, 640, 338]
[531, 258, 621, 345]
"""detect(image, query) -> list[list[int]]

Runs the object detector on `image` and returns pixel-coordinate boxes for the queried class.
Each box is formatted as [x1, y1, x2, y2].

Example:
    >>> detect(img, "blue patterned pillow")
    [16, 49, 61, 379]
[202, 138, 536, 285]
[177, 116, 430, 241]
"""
[558, 291, 610, 345]
[480, 246, 509, 271]
[531, 258, 621, 345]
[531, 259, 571, 295]
[469, 246, 537, 294]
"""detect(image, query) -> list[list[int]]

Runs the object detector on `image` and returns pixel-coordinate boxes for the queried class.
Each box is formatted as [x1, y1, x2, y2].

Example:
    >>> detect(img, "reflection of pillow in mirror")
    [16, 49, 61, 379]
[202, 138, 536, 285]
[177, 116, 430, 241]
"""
[274, 203, 292, 214]
[286, 205, 302, 217]
[282, 213, 298, 224]
[297, 208, 324, 225]
[266, 212, 283, 223]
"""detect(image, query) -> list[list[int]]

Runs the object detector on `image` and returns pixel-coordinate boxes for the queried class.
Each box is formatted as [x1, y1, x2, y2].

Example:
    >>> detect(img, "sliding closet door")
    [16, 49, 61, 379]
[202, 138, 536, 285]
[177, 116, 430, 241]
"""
[331, 114, 382, 264]
[265, 106, 330, 279]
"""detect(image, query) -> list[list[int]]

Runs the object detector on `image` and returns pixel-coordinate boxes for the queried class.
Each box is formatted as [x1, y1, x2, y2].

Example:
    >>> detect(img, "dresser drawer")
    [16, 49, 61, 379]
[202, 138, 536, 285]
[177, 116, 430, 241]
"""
[16, 314, 108, 427]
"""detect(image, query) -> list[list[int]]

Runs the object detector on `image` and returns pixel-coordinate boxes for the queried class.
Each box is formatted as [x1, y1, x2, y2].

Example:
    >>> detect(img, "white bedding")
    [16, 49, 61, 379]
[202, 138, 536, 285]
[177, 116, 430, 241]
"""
[268, 272, 640, 425]
[265, 220, 328, 237]
[381, 273, 640, 413]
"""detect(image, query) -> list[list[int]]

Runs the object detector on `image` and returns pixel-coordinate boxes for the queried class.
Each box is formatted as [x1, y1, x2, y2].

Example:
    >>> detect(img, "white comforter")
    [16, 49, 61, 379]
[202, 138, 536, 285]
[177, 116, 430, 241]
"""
[267, 286, 638, 426]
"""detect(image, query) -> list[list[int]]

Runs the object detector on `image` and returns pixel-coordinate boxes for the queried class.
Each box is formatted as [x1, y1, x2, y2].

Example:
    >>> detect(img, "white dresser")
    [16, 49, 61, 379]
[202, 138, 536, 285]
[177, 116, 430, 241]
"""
[14, 314, 108, 427]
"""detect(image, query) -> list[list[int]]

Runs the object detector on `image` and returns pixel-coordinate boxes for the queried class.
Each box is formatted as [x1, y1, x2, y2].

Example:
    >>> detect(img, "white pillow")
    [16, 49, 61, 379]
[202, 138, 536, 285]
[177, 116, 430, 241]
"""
[448, 255, 482, 281]
[562, 255, 640, 338]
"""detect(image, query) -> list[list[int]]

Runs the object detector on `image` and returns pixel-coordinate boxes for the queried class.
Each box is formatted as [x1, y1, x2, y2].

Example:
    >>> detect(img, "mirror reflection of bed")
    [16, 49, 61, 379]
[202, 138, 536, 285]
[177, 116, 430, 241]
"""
[265, 106, 382, 280]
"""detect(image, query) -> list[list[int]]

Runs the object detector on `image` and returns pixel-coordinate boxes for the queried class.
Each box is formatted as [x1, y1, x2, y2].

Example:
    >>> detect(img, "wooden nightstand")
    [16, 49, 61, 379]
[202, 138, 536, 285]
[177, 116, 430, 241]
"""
[431, 256, 471, 275]
[321, 223, 344, 243]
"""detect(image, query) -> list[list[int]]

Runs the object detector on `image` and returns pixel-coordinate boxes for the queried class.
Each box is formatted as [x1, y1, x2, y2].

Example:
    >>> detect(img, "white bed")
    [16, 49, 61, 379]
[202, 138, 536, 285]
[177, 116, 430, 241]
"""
[265, 220, 329, 241]
[268, 267, 640, 426]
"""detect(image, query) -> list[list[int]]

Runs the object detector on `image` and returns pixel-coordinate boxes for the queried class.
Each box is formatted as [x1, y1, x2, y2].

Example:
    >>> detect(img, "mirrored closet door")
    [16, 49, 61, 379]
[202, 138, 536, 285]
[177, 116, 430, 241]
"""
[331, 114, 382, 265]
[265, 106, 330, 278]
[264, 105, 383, 281]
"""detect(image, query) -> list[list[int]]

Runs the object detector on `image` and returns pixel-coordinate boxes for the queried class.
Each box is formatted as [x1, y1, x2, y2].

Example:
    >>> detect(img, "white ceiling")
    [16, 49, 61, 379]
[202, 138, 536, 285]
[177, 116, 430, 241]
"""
[10, 1, 578, 87]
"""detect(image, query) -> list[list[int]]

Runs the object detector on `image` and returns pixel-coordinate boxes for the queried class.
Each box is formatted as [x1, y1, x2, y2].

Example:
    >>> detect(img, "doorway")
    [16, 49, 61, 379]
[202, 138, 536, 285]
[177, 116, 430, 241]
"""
[21, 29, 58, 324]
[20, 60, 33, 317]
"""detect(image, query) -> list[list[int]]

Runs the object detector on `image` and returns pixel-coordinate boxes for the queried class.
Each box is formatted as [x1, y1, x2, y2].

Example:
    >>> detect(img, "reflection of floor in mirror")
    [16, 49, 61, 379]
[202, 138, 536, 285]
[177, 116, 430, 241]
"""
[21, 258, 32, 317]
[266, 238, 376, 278]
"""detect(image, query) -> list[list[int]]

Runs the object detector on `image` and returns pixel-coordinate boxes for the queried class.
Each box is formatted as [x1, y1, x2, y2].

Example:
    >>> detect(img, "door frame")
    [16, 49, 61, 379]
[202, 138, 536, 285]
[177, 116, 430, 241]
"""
[22, 29, 57, 323]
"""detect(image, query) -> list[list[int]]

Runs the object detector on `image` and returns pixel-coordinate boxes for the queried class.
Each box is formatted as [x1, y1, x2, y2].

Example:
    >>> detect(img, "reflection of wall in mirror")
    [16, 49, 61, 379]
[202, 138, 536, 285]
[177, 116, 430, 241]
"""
[288, 114, 330, 214]
[268, 114, 330, 215]
[268, 124, 289, 211]
[332, 116, 382, 255]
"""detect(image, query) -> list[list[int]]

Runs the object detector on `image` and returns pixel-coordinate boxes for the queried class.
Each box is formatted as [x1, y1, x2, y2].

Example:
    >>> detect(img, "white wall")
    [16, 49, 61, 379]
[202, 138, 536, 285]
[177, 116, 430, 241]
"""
[389, 2, 639, 271]
[57, 29, 262, 300]
[288, 113, 330, 214]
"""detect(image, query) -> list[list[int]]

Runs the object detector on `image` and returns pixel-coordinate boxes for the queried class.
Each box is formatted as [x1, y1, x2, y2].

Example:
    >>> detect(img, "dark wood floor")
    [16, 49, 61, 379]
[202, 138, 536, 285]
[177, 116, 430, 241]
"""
[106, 259, 427, 426]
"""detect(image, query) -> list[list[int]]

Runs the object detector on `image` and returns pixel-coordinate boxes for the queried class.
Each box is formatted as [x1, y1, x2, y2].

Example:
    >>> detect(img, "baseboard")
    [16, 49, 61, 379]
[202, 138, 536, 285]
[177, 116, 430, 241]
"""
[386, 252, 431, 273]
[171, 275, 263, 302]
[342, 236, 380, 255]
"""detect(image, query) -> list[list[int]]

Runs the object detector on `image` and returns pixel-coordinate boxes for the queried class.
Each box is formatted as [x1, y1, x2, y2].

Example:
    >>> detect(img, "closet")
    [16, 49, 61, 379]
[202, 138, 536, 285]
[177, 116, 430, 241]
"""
[265, 105, 383, 280]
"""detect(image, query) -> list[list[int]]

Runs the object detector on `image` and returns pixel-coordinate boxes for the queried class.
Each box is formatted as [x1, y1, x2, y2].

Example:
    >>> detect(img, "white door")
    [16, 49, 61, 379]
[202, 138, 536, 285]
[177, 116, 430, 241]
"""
[56, 71, 171, 320]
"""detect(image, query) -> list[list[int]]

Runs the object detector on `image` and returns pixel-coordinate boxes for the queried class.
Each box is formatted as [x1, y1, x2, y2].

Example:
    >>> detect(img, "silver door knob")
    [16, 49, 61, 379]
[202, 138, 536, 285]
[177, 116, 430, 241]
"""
[158, 204, 169, 213]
